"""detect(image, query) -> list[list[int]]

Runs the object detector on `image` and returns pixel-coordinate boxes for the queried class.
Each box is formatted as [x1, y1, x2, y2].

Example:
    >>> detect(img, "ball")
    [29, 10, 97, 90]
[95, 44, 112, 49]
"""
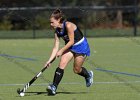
[20, 92, 25, 97]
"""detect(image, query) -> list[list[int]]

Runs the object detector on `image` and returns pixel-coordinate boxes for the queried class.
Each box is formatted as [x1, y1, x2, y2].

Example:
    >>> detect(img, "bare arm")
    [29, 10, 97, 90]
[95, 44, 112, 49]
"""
[45, 33, 59, 67]
[56, 22, 75, 56]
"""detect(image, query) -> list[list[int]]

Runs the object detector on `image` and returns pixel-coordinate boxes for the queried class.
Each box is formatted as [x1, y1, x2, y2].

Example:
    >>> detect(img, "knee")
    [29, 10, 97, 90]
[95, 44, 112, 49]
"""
[59, 61, 67, 69]
[73, 67, 81, 74]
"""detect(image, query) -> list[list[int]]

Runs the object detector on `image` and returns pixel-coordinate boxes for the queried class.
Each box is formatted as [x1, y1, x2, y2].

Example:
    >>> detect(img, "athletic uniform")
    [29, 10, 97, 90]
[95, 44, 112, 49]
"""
[55, 21, 90, 56]
[47, 21, 93, 96]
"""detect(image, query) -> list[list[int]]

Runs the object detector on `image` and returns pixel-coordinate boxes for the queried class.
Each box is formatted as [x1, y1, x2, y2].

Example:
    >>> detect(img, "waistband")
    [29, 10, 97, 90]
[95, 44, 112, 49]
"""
[73, 37, 85, 46]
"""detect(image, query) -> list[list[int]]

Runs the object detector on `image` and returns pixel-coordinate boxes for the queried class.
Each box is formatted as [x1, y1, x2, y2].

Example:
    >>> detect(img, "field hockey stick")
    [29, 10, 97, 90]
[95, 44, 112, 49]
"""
[17, 57, 56, 96]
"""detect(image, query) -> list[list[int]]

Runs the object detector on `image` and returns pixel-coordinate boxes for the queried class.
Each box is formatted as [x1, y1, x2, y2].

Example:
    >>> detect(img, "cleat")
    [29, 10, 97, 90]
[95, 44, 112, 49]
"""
[85, 71, 93, 87]
[47, 84, 56, 95]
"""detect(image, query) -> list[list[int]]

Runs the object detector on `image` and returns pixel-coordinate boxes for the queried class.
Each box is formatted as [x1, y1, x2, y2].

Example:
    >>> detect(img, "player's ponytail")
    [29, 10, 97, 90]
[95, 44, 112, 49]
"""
[51, 9, 66, 23]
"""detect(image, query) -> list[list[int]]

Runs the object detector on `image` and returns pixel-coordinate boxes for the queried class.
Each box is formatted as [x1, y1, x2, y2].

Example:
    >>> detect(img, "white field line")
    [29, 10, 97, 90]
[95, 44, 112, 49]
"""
[0, 81, 140, 86]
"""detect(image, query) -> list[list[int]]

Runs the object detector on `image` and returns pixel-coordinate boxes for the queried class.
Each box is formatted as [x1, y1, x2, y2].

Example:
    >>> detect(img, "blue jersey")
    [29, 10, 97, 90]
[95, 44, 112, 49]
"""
[55, 21, 83, 44]
[55, 21, 90, 56]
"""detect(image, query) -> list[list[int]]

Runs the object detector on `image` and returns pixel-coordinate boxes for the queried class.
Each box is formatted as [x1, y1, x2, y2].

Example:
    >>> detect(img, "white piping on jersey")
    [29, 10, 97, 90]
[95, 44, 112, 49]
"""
[74, 26, 77, 32]
[73, 37, 85, 46]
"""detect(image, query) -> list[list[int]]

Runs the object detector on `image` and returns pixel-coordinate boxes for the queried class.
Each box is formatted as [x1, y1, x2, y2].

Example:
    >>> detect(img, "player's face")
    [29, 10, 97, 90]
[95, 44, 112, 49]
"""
[50, 17, 60, 29]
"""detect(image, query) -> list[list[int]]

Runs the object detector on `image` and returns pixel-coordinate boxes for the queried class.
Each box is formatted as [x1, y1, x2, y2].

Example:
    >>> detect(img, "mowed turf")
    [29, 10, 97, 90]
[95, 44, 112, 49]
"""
[0, 37, 140, 100]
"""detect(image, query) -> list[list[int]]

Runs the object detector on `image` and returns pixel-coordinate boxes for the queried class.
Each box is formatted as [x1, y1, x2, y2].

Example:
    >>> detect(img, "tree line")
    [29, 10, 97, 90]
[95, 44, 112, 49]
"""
[0, 0, 139, 30]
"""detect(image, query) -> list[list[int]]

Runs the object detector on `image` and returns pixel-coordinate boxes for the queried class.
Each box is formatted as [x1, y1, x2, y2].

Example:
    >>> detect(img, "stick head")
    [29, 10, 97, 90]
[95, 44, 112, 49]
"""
[17, 88, 25, 97]
[17, 88, 21, 94]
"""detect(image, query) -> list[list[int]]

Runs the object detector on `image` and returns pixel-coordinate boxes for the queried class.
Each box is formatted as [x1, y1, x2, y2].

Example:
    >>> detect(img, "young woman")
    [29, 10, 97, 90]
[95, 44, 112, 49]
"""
[44, 9, 93, 95]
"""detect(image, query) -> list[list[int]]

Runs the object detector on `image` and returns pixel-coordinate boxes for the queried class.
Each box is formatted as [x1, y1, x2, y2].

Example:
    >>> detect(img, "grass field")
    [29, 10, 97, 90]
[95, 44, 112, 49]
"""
[0, 37, 140, 100]
[0, 28, 140, 39]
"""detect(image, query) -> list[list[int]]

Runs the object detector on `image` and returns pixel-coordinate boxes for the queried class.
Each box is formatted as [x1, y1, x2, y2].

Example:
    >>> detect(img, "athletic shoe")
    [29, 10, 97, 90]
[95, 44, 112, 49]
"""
[47, 84, 56, 95]
[85, 71, 93, 87]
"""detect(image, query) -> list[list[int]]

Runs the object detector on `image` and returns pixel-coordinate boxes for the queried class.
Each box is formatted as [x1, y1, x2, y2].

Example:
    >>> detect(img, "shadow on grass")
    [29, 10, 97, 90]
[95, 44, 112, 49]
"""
[16, 91, 89, 97]
[24, 91, 88, 96]
[26, 91, 47, 95]
[57, 91, 88, 94]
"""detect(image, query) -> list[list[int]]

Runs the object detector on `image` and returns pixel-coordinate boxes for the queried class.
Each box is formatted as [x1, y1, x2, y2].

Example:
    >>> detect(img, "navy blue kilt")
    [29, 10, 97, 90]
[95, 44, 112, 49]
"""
[70, 37, 90, 56]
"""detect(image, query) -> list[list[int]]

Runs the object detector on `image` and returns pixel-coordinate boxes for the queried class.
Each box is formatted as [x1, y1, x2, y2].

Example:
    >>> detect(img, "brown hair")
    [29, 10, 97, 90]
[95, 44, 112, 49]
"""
[51, 9, 66, 23]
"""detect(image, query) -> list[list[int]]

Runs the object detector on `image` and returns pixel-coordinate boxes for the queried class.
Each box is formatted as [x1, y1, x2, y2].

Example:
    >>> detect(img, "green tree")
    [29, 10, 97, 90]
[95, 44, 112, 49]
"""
[0, 15, 13, 30]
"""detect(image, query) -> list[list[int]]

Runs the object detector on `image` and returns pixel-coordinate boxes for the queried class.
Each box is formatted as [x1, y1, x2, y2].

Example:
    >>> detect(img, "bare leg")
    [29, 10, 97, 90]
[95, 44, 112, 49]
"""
[73, 54, 87, 75]
[47, 50, 73, 95]
[53, 50, 73, 87]
[73, 53, 93, 87]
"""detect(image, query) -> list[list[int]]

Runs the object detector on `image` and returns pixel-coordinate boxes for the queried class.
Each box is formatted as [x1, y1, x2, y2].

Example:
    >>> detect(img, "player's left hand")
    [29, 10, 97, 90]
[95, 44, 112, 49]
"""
[44, 61, 51, 68]
[56, 50, 63, 57]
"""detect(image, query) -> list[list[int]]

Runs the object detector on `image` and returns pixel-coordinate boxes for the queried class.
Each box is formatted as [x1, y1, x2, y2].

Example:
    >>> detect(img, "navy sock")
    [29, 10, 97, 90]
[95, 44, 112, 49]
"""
[53, 67, 64, 88]
[78, 67, 89, 78]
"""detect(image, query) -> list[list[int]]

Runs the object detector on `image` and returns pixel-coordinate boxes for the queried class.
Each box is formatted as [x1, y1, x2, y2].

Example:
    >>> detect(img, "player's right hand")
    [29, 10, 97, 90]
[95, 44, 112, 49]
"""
[44, 61, 51, 68]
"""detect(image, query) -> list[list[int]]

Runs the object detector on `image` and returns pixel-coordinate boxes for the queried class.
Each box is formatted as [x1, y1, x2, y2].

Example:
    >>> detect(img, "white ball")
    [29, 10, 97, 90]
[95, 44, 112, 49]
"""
[20, 92, 25, 97]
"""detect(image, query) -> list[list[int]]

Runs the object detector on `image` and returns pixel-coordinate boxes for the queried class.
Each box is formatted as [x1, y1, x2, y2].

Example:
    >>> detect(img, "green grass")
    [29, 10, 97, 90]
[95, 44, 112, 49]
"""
[86, 28, 136, 37]
[0, 30, 54, 39]
[0, 37, 140, 100]
[0, 28, 140, 39]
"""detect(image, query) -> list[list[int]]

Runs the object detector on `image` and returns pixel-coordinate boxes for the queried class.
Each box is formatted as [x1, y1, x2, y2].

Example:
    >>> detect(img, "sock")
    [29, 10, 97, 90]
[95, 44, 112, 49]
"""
[78, 67, 89, 78]
[53, 67, 64, 88]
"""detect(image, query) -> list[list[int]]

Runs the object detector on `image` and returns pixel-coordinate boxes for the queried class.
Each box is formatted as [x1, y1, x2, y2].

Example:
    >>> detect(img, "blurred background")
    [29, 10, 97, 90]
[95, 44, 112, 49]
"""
[0, 1, 140, 100]
[0, 0, 140, 38]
